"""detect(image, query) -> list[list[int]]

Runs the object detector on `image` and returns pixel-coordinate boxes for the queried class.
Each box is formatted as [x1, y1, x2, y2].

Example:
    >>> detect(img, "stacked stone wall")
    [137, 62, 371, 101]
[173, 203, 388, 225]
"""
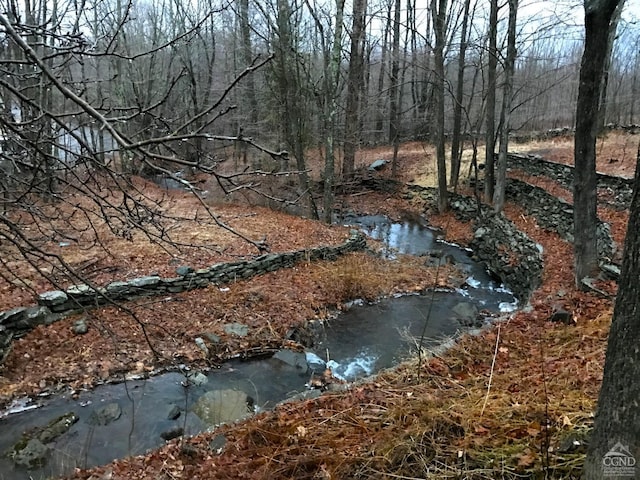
[507, 153, 633, 207]
[406, 185, 544, 302]
[0, 231, 366, 363]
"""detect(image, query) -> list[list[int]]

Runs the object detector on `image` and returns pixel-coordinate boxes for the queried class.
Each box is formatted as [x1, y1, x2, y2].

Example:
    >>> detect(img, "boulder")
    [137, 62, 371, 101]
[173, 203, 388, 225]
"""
[160, 426, 184, 441]
[39, 412, 79, 443]
[223, 322, 249, 337]
[38, 290, 68, 307]
[368, 159, 389, 171]
[72, 318, 88, 335]
[185, 370, 208, 387]
[87, 402, 122, 426]
[273, 349, 308, 372]
[12, 438, 49, 468]
[452, 302, 479, 326]
[192, 390, 252, 427]
[167, 405, 181, 420]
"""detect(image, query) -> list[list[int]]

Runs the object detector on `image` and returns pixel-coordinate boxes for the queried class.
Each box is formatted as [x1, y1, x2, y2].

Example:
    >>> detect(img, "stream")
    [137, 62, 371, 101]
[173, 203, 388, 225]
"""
[0, 215, 516, 480]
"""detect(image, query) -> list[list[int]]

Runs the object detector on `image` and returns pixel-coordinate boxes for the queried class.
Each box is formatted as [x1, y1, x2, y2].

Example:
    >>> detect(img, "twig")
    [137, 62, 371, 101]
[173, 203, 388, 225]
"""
[481, 324, 501, 417]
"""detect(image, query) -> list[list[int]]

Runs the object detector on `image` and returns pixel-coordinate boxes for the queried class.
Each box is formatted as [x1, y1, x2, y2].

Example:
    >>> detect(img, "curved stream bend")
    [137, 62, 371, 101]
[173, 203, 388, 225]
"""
[0, 215, 516, 480]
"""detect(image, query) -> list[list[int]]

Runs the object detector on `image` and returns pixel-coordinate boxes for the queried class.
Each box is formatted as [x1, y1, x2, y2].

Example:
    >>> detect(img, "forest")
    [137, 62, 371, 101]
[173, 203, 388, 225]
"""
[0, 0, 639, 478]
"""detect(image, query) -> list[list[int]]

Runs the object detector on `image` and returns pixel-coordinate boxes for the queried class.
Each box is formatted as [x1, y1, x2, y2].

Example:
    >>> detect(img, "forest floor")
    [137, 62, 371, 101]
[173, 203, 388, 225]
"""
[0, 131, 637, 479]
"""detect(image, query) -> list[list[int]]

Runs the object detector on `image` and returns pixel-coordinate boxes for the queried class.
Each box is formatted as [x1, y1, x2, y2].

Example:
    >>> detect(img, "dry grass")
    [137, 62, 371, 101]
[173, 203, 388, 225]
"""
[78, 305, 608, 479]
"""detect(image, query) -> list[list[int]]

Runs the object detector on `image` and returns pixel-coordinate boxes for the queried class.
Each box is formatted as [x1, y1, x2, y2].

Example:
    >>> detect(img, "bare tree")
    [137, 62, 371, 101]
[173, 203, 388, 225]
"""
[574, 0, 625, 285]
[374, 0, 392, 136]
[0, 2, 299, 303]
[389, 0, 401, 176]
[431, 0, 448, 212]
[596, 1, 625, 131]
[342, 0, 367, 178]
[268, 0, 319, 218]
[483, 0, 498, 202]
[304, 0, 345, 222]
[493, 0, 518, 212]
[449, 0, 473, 192]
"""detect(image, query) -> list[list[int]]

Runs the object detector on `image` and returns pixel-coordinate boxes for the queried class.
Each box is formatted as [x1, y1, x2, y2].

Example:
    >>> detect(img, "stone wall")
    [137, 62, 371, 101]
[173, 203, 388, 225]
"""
[507, 153, 634, 207]
[505, 178, 615, 263]
[0, 231, 367, 364]
[406, 185, 543, 302]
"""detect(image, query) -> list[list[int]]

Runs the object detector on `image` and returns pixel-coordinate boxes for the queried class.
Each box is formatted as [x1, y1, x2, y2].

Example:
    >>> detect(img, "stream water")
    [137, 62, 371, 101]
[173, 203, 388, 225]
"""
[0, 215, 516, 480]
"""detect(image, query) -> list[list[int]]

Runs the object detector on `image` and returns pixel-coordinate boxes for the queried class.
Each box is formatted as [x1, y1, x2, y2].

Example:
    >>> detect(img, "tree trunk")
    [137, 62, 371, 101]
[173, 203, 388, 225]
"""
[493, 0, 518, 212]
[449, 0, 471, 192]
[274, 0, 318, 219]
[574, 0, 623, 285]
[374, 1, 392, 137]
[322, 0, 345, 223]
[596, 2, 624, 131]
[388, 0, 401, 157]
[343, 0, 367, 179]
[389, 0, 402, 177]
[239, 0, 259, 126]
[483, 0, 498, 202]
[432, 0, 448, 212]
[583, 143, 640, 479]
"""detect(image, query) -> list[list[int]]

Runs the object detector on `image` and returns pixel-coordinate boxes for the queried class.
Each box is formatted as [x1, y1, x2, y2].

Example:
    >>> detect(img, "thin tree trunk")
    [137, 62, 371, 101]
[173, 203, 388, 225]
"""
[597, 2, 624, 131]
[239, 0, 259, 126]
[493, 0, 517, 212]
[483, 0, 498, 202]
[343, 0, 367, 179]
[375, 0, 392, 136]
[432, 0, 448, 212]
[389, 0, 401, 176]
[322, 0, 345, 223]
[449, 0, 471, 191]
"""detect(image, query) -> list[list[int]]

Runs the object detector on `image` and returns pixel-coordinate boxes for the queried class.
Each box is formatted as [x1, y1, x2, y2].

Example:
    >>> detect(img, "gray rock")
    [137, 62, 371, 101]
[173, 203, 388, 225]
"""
[72, 318, 88, 335]
[24, 306, 52, 324]
[185, 371, 208, 387]
[209, 434, 227, 454]
[549, 307, 574, 325]
[66, 284, 96, 296]
[105, 281, 129, 294]
[192, 390, 251, 427]
[38, 290, 68, 306]
[167, 405, 181, 420]
[12, 438, 49, 468]
[176, 266, 193, 276]
[305, 351, 326, 371]
[368, 159, 389, 171]
[474, 227, 487, 238]
[128, 276, 161, 288]
[203, 332, 221, 344]
[0, 307, 27, 325]
[272, 349, 308, 372]
[194, 337, 209, 356]
[557, 432, 589, 454]
[160, 426, 184, 441]
[39, 412, 79, 443]
[223, 322, 249, 337]
[452, 302, 479, 323]
[88, 403, 122, 426]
